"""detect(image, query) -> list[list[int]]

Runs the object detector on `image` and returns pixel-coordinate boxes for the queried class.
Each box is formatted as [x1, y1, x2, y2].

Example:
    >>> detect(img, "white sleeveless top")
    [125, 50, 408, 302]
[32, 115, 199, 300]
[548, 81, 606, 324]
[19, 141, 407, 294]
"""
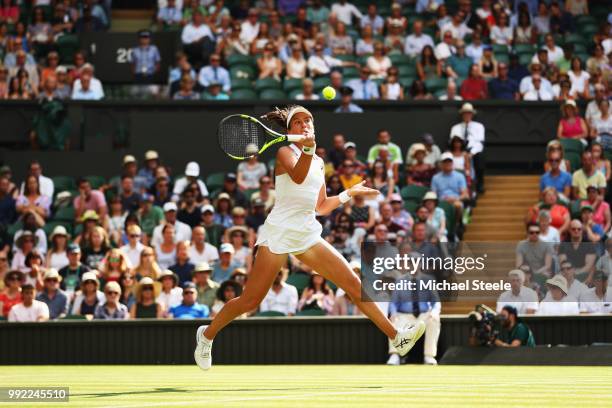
[256, 144, 325, 254]
[385, 82, 402, 100]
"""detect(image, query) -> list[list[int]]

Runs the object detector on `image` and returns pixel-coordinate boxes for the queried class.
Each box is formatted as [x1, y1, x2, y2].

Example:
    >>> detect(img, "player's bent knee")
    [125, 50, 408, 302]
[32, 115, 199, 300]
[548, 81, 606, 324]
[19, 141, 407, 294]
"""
[240, 294, 264, 311]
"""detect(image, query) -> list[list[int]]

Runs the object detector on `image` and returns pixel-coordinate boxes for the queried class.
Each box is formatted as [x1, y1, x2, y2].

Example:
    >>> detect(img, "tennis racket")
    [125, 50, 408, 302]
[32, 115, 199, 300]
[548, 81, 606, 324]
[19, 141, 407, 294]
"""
[217, 114, 303, 160]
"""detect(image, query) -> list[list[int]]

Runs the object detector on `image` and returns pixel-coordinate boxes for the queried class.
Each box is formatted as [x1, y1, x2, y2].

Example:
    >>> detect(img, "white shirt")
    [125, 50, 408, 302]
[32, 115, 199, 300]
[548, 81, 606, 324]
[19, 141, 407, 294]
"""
[172, 177, 209, 199]
[156, 287, 183, 310]
[330, 2, 363, 26]
[403, 33, 434, 58]
[490, 25, 513, 45]
[579, 288, 612, 313]
[20, 175, 54, 199]
[439, 94, 463, 101]
[240, 21, 260, 44]
[307, 54, 342, 76]
[449, 121, 485, 154]
[544, 45, 564, 63]
[496, 286, 539, 314]
[466, 43, 484, 63]
[441, 22, 472, 41]
[539, 227, 560, 244]
[181, 23, 214, 44]
[523, 88, 555, 101]
[434, 42, 454, 60]
[151, 221, 193, 247]
[8, 300, 49, 322]
[565, 278, 589, 300]
[520, 75, 553, 94]
[72, 77, 104, 98]
[537, 293, 580, 315]
[188, 244, 219, 265]
[568, 70, 590, 95]
[120, 242, 145, 269]
[259, 282, 299, 315]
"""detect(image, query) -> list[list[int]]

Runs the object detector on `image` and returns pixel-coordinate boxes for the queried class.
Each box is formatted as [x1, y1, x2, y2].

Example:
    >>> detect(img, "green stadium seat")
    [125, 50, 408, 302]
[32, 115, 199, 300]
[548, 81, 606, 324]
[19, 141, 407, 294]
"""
[513, 43, 535, 55]
[53, 206, 75, 222]
[564, 33, 586, 46]
[288, 89, 302, 99]
[400, 185, 429, 201]
[85, 175, 106, 189]
[519, 54, 532, 66]
[8, 221, 22, 237]
[424, 77, 448, 93]
[404, 200, 420, 215]
[267, 159, 275, 172]
[575, 53, 590, 64]
[559, 138, 584, 154]
[259, 89, 287, 99]
[575, 15, 597, 27]
[230, 64, 255, 80]
[491, 44, 509, 54]
[335, 54, 356, 63]
[286, 272, 310, 296]
[390, 54, 414, 66]
[495, 53, 509, 64]
[296, 309, 326, 316]
[52, 176, 76, 193]
[227, 54, 255, 67]
[356, 55, 370, 67]
[572, 43, 587, 54]
[56, 34, 80, 64]
[231, 78, 253, 91]
[579, 25, 598, 40]
[244, 188, 258, 201]
[230, 89, 257, 100]
[283, 78, 303, 92]
[566, 151, 582, 172]
[254, 78, 282, 92]
[313, 77, 330, 92]
[205, 172, 226, 191]
[255, 311, 286, 317]
[399, 76, 416, 88]
[342, 66, 360, 78]
[438, 200, 456, 240]
[397, 64, 417, 77]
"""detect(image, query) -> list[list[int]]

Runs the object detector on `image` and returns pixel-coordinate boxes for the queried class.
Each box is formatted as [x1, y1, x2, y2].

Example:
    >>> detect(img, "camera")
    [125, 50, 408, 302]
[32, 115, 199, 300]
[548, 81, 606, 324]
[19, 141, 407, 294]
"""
[468, 304, 502, 346]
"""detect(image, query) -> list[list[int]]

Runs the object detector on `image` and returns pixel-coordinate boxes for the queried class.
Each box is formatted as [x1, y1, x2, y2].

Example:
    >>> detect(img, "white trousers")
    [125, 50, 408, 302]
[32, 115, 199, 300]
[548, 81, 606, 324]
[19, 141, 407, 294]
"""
[388, 311, 441, 358]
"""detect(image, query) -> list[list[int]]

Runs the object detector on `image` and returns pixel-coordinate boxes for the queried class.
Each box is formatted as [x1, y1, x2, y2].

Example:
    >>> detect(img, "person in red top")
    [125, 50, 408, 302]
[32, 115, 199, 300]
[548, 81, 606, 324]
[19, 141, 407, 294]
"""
[526, 187, 570, 237]
[0, 270, 23, 318]
[0, 0, 20, 24]
[460, 64, 488, 100]
[556, 99, 588, 142]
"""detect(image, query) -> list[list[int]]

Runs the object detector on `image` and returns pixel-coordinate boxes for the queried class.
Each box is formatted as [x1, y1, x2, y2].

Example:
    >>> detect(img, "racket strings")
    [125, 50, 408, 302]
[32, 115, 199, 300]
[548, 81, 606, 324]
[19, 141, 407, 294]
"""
[218, 116, 265, 158]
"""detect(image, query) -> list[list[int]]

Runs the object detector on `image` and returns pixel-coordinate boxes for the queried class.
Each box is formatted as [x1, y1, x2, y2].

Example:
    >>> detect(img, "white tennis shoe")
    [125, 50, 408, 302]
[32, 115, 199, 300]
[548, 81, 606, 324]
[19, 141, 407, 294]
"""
[391, 321, 426, 357]
[194, 325, 213, 371]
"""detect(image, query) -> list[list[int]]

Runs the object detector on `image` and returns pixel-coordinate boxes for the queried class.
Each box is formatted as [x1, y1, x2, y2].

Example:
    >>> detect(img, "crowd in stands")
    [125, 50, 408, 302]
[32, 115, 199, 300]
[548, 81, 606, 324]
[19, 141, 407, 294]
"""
[0, 0, 611, 101]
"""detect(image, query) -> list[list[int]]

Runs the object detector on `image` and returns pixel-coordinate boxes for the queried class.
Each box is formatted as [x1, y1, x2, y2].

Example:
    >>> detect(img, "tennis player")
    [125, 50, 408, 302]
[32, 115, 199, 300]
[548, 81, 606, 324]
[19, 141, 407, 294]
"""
[195, 105, 425, 369]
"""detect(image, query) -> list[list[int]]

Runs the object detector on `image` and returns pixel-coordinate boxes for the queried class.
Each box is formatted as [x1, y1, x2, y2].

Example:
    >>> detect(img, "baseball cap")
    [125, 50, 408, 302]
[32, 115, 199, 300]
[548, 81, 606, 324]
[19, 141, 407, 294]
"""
[580, 204, 593, 212]
[390, 193, 403, 203]
[422, 191, 438, 201]
[55, 66, 67, 74]
[202, 204, 215, 214]
[217, 192, 231, 201]
[225, 173, 237, 181]
[163, 202, 178, 212]
[182, 281, 197, 291]
[44, 268, 61, 281]
[252, 198, 265, 207]
[145, 150, 159, 160]
[123, 155, 136, 165]
[220, 243, 235, 254]
[67, 243, 81, 253]
[422, 133, 434, 144]
[138, 29, 151, 38]
[185, 161, 200, 177]
[344, 141, 356, 150]
[81, 271, 98, 283]
[440, 152, 454, 161]
[232, 206, 246, 216]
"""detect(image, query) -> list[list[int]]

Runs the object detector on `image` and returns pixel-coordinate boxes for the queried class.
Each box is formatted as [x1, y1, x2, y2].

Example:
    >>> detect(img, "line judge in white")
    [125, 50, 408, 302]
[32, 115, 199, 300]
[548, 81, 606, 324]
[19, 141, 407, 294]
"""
[496, 269, 539, 315]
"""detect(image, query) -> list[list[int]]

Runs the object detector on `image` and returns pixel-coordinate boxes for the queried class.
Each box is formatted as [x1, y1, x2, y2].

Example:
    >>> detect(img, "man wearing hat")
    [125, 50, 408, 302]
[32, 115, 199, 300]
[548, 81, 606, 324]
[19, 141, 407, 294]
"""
[8, 283, 49, 322]
[111, 155, 149, 194]
[335, 86, 364, 113]
[579, 270, 612, 313]
[519, 61, 553, 96]
[203, 81, 230, 100]
[407, 134, 441, 166]
[151, 202, 192, 246]
[58, 244, 90, 295]
[522, 72, 554, 100]
[172, 161, 209, 201]
[131, 30, 161, 84]
[389, 194, 413, 232]
[137, 150, 160, 189]
[212, 243, 240, 283]
[496, 269, 539, 315]
[216, 172, 248, 208]
[192, 262, 219, 309]
[537, 274, 580, 315]
[449, 102, 486, 193]
[343, 141, 367, 176]
[493, 305, 536, 347]
[201, 204, 224, 248]
[36, 269, 68, 319]
[431, 152, 469, 228]
[169, 281, 210, 319]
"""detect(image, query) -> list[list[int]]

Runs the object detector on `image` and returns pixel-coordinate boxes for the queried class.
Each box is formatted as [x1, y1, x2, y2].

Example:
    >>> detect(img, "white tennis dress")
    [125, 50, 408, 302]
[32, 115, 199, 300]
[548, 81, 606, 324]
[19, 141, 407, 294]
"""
[255, 144, 325, 254]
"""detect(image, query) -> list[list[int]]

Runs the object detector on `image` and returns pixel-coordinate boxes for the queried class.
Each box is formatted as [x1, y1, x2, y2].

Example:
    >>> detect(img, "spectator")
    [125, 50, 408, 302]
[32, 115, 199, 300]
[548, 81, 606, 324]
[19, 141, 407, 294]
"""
[527, 186, 570, 234]
[488, 63, 519, 100]
[36, 268, 68, 320]
[490, 13, 512, 47]
[131, 246, 161, 281]
[579, 205, 604, 243]
[239, 8, 260, 43]
[295, 78, 319, 100]
[367, 43, 391, 79]
[590, 101, 612, 150]
[567, 57, 590, 100]
[439, 80, 462, 101]
[130, 276, 163, 318]
[367, 129, 403, 169]
[460, 64, 488, 100]
[449, 103, 486, 193]
[156, 269, 182, 311]
[549, 2, 575, 35]
[71, 71, 103, 100]
[380, 67, 404, 100]
[137, 150, 160, 190]
[592, 143, 611, 186]
[441, 10, 472, 41]
[533, 2, 551, 34]
[329, 22, 353, 56]
[154, 223, 177, 270]
[10, 231, 36, 273]
[211, 279, 244, 318]
[58, 244, 90, 295]
[169, 240, 195, 285]
[237, 155, 267, 192]
[8, 50, 39, 92]
[540, 150, 572, 200]
[130, 30, 161, 85]
[538, 210, 560, 244]
[170, 281, 209, 318]
[99, 248, 129, 286]
[515, 222, 553, 284]
[335, 86, 363, 113]
[174, 162, 209, 201]
[406, 144, 435, 187]
[191, 262, 219, 309]
[0, 65, 8, 99]
[371, 159, 396, 197]
[217, 172, 248, 208]
[120, 225, 145, 269]
[176, 188, 201, 229]
[74, 177, 107, 223]
[360, 3, 383, 34]
[404, 20, 434, 59]
[560, 260, 589, 300]
[157, 0, 182, 27]
[465, 31, 483, 63]
[181, 10, 215, 67]
[537, 275, 580, 315]
[523, 73, 555, 101]
[307, 0, 330, 25]
[559, 219, 597, 283]
[493, 305, 536, 347]
[331, 0, 362, 26]
[572, 151, 606, 200]
[0, 270, 23, 318]
[519, 62, 553, 97]
[213, 194, 233, 230]
[94, 281, 129, 320]
[422, 192, 447, 242]
[226, 225, 251, 268]
[69, 271, 103, 316]
[384, 21, 405, 55]
[198, 53, 230, 93]
[579, 270, 611, 313]
[307, 44, 345, 77]
[173, 74, 200, 100]
[478, 46, 498, 80]
[285, 44, 307, 80]
[389, 194, 413, 232]
[497, 269, 539, 315]
[508, 53, 530, 84]
[0, 176, 16, 226]
[446, 40, 472, 79]
[45, 225, 69, 271]
[417, 45, 442, 81]
[409, 78, 433, 100]
[16, 175, 50, 219]
[13, 211, 47, 255]
[585, 84, 611, 123]
[250, 176, 276, 212]
[152, 201, 192, 246]
[386, 3, 407, 33]
[337, 159, 362, 190]
[8, 283, 48, 322]
[595, 240, 612, 284]
[514, 11, 536, 45]
[298, 272, 334, 314]
[259, 269, 299, 315]
[212, 243, 239, 283]
[345, 67, 378, 100]
[431, 152, 469, 225]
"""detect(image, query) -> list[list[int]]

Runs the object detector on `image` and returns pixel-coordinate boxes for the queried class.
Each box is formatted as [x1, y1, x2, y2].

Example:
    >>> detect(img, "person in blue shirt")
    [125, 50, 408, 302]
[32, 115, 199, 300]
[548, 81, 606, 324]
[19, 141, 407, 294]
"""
[488, 62, 519, 100]
[540, 150, 571, 200]
[212, 243, 240, 283]
[202, 82, 230, 100]
[507, 53, 529, 83]
[198, 53, 231, 93]
[346, 67, 380, 100]
[446, 41, 472, 79]
[431, 152, 469, 233]
[130, 30, 161, 84]
[170, 282, 210, 319]
[335, 86, 364, 113]
[169, 241, 196, 285]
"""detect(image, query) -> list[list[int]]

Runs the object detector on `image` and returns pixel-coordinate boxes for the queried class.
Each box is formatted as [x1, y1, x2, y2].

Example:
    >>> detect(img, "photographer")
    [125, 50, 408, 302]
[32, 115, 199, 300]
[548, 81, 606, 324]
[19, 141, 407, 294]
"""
[494, 305, 535, 348]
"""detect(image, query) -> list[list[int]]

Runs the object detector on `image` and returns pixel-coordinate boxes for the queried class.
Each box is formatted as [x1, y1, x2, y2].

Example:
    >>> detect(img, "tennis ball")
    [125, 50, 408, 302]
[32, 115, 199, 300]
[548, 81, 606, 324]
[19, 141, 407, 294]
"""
[322, 86, 336, 100]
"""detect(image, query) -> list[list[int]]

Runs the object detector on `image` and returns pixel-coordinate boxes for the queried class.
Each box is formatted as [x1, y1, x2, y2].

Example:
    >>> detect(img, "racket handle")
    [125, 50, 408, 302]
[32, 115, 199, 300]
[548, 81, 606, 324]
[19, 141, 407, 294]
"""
[286, 134, 303, 142]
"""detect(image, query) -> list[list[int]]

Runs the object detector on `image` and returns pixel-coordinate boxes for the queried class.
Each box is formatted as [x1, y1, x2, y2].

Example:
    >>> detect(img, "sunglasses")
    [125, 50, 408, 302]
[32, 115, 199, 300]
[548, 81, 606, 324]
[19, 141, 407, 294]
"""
[142, 286, 153, 291]
[129, 234, 141, 238]
[183, 290, 196, 295]
[106, 291, 119, 295]
[549, 159, 560, 163]
[7, 276, 21, 281]
[561, 266, 572, 270]
[109, 257, 121, 263]
[528, 230, 540, 234]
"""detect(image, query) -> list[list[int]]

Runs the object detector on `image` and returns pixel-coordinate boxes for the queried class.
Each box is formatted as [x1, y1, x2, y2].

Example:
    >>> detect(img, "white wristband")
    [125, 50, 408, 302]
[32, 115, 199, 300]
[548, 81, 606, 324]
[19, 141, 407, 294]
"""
[302, 145, 315, 155]
[339, 190, 351, 204]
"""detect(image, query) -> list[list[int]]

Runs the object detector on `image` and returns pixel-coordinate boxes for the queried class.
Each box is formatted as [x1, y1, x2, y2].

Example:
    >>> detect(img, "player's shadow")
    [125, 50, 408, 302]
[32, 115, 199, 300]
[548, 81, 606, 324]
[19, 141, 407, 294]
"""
[77, 386, 382, 398]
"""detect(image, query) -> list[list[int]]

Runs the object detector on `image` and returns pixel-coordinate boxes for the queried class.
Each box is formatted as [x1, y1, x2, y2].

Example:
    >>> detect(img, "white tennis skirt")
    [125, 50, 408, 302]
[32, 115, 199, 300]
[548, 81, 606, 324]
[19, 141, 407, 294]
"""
[255, 221, 324, 255]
